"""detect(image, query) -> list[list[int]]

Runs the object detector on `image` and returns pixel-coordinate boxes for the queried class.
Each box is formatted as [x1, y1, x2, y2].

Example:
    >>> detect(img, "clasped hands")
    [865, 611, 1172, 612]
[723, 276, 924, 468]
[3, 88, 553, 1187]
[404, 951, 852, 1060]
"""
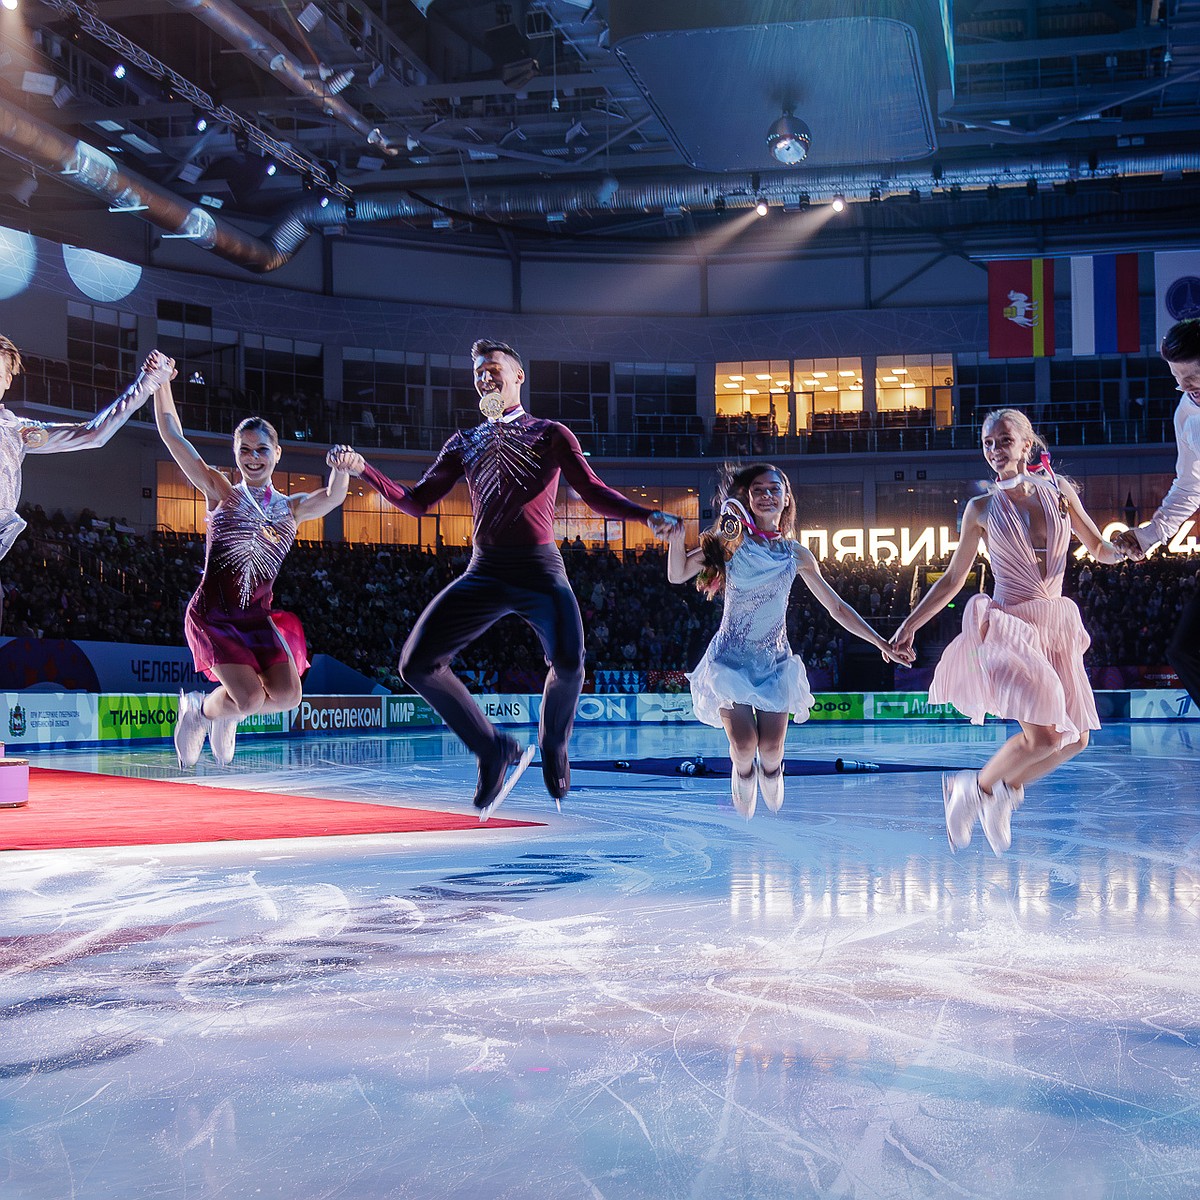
[648, 510, 682, 538]
[326, 444, 365, 475]
[141, 350, 176, 388]
[1109, 528, 1146, 562]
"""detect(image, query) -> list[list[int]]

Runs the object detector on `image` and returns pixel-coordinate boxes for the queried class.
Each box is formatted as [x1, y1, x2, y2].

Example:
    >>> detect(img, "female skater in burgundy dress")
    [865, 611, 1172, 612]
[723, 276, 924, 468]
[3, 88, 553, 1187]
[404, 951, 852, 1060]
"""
[154, 371, 351, 767]
[891, 409, 1124, 854]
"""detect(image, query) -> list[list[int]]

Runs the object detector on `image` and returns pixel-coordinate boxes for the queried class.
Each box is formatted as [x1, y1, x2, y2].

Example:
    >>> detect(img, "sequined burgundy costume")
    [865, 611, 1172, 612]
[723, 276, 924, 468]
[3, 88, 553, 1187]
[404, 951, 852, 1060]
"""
[184, 483, 307, 682]
[359, 411, 655, 783]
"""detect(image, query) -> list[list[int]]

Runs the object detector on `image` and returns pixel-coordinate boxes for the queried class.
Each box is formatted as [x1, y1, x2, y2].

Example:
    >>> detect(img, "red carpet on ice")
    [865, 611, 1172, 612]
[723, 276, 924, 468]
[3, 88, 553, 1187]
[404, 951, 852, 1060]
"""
[2, 769, 543, 851]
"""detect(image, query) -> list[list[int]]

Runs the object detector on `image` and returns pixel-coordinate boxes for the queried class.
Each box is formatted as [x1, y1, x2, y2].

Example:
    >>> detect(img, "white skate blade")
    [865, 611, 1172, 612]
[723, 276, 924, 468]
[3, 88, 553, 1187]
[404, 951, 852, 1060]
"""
[479, 745, 536, 822]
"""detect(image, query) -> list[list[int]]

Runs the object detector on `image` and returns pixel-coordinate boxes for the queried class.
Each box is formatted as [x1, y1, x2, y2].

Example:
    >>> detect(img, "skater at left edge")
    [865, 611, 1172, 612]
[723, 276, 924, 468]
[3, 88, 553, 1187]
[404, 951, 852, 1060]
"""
[153, 362, 352, 769]
[328, 338, 682, 818]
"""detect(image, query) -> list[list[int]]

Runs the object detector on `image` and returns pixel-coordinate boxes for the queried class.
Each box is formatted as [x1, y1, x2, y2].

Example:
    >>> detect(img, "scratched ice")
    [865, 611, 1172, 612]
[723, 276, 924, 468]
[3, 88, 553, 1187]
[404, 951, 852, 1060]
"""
[2, 720, 1199, 1199]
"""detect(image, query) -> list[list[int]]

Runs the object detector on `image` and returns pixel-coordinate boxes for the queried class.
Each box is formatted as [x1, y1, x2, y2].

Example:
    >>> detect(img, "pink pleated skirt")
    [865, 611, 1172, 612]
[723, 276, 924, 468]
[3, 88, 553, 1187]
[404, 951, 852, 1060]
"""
[928, 593, 1099, 748]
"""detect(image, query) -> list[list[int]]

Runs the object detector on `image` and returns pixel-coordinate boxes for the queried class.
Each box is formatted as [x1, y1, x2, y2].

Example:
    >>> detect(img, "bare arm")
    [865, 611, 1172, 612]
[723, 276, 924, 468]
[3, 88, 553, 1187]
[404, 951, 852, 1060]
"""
[891, 497, 987, 654]
[795, 545, 913, 664]
[666, 521, 704, 583]
[28, 350, 174, 454]
[153, 375, 230, 505]
[292, 466, 351, 523]
[1062, 480, 1123, 563]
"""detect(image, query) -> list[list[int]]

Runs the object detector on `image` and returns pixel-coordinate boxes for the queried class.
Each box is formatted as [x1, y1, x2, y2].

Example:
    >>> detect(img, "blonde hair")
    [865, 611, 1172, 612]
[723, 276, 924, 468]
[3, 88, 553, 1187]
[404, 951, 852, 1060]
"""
[982, 408, 1048, 468]
[0, 335, 23, 380]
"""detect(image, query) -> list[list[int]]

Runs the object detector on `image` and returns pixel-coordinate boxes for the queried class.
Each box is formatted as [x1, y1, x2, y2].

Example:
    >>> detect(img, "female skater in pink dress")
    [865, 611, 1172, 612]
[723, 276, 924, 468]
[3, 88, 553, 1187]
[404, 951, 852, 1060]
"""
[891, 409, 1124, 854]
[153, 372, 351, 768]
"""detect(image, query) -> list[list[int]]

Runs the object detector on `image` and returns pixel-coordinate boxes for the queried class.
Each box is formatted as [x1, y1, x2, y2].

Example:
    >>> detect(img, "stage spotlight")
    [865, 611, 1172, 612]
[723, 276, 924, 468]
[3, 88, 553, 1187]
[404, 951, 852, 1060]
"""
[1026, 177, 1038, 195]
[713, 195, 726, 213]
[319, 194, 330, 209]
[766, 111, 811, 165]
[755, 196, 769, 216]
[831, 194, 846, 212]
[345, 197, 357, 219]
[265, 161, 277, 177]
[986, 183, 1000, 201]
[869, 187, 881, 202]
[112, 63, 127, 80]
[194, 112, 208, 133]
[301, 172, 315, 191]
[948, 184, 962, 201]
[909, 187, 920, 202]
[2, 0, 19, 12]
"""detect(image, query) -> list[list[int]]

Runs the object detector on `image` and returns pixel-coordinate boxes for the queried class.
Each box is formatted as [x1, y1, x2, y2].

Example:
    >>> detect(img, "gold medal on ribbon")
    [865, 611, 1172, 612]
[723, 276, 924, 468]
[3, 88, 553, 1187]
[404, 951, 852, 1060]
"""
[718, 498, 752, 541]
[261, 525, 281, 545]
[19, 424, 48, 449]
[478, 390, 505, 421]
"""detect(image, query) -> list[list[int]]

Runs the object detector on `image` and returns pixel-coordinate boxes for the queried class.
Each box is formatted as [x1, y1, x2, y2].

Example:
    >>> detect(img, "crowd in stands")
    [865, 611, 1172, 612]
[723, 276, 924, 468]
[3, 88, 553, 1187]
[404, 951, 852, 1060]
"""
[1, 503, 1196, 693]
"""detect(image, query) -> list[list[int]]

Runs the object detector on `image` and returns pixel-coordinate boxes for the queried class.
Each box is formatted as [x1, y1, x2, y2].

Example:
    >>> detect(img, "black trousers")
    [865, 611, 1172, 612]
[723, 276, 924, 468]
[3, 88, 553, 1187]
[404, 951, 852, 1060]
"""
[1168, 583, 1200, 708]
[399, 545, 585, 760]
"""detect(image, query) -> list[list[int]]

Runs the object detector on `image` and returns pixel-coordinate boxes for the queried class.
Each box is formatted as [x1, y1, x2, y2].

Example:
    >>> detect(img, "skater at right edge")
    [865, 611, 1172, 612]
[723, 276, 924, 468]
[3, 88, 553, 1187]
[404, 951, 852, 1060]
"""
[1112, 318, 1200, 709]
[328, 338, 681, 818]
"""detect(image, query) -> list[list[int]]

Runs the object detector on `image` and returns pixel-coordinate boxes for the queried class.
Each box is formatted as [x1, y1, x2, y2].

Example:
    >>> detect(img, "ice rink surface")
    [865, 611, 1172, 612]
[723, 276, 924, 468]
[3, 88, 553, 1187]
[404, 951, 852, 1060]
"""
[2, 719, 1199, 1200]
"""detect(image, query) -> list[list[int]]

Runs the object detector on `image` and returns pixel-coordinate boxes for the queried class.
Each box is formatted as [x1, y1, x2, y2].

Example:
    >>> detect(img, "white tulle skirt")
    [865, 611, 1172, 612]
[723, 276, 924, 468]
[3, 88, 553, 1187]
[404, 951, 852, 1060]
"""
[688, 647, 815, 728]
[928, 593, 1099, 748]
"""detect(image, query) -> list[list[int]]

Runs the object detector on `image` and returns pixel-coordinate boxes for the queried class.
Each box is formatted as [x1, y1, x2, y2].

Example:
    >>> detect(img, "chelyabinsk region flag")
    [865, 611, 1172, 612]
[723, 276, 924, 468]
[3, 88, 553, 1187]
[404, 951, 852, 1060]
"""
[1070, 254, 1140, 355]
[988, 258, 1055, 358]
[1155, 250, 1200, 344]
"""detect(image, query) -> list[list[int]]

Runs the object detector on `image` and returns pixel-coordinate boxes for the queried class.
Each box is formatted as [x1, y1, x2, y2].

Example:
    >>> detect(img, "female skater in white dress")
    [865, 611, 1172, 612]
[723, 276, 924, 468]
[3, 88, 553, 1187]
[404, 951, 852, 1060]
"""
[891, 409, 1124, 854]
[668, 464, 911, 818]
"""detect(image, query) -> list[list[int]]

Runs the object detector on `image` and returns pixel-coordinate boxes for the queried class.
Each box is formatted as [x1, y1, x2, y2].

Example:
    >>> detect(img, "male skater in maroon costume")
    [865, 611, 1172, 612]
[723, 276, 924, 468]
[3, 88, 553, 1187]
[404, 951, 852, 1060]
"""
[330, 340, 680, 815]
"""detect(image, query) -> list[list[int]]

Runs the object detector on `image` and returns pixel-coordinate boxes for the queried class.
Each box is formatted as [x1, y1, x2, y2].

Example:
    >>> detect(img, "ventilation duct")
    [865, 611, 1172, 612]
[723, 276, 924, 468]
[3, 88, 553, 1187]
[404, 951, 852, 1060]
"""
[0, 92, 287, 269]
[4, 87, 1200, 274]
[168, 0, 398, 155]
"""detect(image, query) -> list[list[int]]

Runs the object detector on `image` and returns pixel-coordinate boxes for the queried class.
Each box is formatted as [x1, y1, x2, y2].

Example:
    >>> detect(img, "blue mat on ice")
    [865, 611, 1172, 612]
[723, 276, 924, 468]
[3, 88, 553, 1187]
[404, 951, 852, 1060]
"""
[573, 757, 947, 777]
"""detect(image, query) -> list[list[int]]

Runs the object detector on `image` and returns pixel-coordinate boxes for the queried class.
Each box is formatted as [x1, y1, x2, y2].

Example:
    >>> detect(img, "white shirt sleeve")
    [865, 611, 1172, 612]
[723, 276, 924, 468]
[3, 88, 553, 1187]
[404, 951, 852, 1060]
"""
[1137, 397, 1200, 550]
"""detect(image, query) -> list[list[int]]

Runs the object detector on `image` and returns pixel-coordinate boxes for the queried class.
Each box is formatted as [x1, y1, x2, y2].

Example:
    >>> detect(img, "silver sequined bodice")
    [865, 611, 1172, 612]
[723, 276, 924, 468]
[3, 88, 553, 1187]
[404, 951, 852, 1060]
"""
[202, 483, 297, 611]
[708, 539, 798, 673]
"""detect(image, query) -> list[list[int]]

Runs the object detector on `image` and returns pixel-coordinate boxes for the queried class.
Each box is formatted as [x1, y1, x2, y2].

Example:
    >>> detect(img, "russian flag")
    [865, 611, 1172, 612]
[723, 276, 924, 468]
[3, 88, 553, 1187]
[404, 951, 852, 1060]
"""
[1070, 254, 1140, 355]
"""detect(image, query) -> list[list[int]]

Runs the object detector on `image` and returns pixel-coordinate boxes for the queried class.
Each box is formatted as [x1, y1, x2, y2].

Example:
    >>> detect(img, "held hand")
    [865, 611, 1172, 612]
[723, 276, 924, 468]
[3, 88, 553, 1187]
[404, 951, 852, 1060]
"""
[648, 510, 682, 539]
[141, 351, 177, 388]
[1110, 528, 1146, 561]
[882, 641, 916, 667]
[889, 625, 916, 662]
[326, 444, 365, 475]
[665, 518, 688, 546]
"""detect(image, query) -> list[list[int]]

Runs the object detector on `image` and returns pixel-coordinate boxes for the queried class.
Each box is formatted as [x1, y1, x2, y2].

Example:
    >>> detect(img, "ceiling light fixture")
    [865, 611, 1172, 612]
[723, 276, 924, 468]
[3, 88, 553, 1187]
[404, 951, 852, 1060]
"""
[766, 110, 811, 165]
